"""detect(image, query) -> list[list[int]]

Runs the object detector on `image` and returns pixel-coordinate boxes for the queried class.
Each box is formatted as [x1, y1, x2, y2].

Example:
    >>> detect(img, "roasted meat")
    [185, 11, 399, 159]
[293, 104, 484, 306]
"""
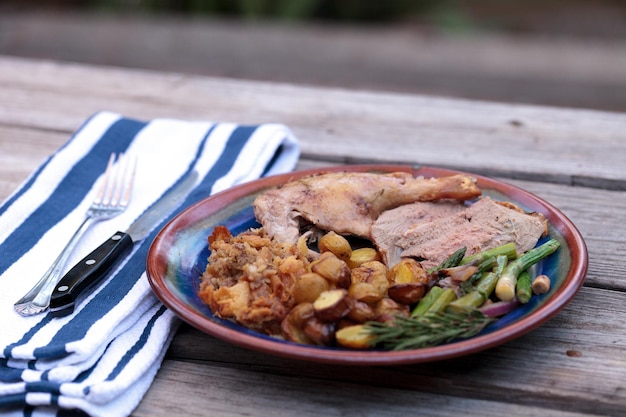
[253, 171, 481, 244]
[371, 201, 467, 267]
[396, 197, 548, 270]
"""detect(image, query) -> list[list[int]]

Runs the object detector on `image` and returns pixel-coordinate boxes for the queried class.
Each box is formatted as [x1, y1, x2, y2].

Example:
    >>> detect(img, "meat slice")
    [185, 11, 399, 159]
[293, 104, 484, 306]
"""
[253, 171, 481, 244]
[371, 201, 467, 267]
[397, 197, 548, 270]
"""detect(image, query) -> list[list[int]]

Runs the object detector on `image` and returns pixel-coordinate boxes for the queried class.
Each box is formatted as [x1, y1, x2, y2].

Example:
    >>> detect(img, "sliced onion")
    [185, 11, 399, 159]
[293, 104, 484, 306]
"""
[480, 300, 520, 317]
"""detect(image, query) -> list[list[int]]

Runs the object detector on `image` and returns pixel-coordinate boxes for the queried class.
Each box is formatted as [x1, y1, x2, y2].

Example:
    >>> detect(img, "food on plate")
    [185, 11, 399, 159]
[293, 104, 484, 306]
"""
[494, 239, 560, 301]
[401, 197, 547, 269]
[371, 201, 466, 266]
[199, 225, 306, 334]
[253, 171, 481, 244]
[336, 324, 376, 349]
[531, 274, 551, 295]
[368, 239, 559, 350]
[199, 170, 559, 350]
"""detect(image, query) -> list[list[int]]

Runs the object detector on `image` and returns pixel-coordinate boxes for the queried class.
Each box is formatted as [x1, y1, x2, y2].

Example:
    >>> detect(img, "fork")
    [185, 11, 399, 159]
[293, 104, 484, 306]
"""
[14, 153, 136, 316]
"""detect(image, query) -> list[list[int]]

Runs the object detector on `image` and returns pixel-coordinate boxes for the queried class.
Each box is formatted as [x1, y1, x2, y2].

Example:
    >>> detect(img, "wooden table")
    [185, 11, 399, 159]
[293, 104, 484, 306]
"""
[2, 55, 626, 416]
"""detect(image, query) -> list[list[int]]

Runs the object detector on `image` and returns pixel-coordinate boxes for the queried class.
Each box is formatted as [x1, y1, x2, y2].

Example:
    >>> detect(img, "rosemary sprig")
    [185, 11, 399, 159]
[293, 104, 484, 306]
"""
[365, 309, 495, 351]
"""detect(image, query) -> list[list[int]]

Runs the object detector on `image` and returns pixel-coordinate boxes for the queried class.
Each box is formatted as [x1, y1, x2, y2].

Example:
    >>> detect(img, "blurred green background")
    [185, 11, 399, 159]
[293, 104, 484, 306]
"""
[5, 0, 626, 38]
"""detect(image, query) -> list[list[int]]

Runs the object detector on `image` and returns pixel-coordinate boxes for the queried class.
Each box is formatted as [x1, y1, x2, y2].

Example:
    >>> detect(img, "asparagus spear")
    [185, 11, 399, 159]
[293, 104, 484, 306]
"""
[516, 270, 532, 304]
[428, 246, 467, 274]
[411, 286, 443, 317]
[415, 248, 496, 317]
[493, 254, 509, 277]
[460, 242, 517, 265]
[458, 256, 498, 294]
[425, 288, 457, 314]
[447, 272, 499, 312]
[448, 254, 509, 312]
[495, 239, 560, 301]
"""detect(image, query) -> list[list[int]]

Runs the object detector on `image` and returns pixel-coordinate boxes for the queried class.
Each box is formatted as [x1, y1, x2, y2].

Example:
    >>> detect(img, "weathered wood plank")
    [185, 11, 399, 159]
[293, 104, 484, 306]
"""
[0, 125, 65, 199]
[161, 287, 625, 416]
[135, 358, 600, 417]
[1, 56, 625, 189]
[499, 179, 626, 290]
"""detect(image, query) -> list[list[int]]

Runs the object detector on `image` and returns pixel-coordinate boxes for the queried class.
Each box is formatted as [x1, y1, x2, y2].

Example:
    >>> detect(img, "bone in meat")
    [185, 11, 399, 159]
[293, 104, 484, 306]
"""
[253, 171, 481, 244]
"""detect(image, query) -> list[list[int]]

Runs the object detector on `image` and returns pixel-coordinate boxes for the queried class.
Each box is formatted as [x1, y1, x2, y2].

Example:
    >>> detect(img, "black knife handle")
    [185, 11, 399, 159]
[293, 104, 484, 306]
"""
[49, 231, 134, 318]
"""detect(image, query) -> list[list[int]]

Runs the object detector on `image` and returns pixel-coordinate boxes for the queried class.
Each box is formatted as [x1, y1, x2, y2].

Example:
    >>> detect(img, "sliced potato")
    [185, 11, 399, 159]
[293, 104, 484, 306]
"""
[313, 289, 353, 322]
[387, 258, 429, 285]
[386, 258, 430, 304]
[335, 324, 375, 349]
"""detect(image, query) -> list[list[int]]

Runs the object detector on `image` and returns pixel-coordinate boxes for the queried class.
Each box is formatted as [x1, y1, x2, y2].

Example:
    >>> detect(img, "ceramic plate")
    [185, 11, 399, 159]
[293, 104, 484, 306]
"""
[146, 165, 588, 365]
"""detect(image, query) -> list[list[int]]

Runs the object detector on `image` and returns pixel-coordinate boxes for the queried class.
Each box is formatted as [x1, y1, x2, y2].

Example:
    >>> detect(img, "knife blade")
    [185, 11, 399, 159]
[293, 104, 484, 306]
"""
[49, 171, 199, 317]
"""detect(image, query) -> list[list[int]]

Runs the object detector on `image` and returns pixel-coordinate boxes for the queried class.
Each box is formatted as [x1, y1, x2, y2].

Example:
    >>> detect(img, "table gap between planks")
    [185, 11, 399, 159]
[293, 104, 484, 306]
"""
[1, 56, 625, 417]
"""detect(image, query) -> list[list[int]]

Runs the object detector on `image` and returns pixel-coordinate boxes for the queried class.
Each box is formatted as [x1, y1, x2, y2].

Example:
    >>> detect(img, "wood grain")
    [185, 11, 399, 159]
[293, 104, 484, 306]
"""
[136, 359, 597, 417]
[158, 287, 625, 416]
[1, 56, 625, 189]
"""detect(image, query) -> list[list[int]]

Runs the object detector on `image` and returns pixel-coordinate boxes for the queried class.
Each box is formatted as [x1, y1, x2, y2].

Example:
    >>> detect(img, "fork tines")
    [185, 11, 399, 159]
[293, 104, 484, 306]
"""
[97, 153, 137, 208]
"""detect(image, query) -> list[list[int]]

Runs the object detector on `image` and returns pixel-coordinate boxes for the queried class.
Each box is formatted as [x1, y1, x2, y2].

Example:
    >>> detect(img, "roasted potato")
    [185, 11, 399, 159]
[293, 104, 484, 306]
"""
[318, 231, 352, 262]
[310, 251, 351, 288]
[313, 289, 354, 322]
[387, 258, 428, 285]
[293, 272, 331, 304]
[347, 247, 380, 269]
[374, 297, 410, 323]
[348, 281, 383, 304]
[303, 317, 336, 346]
[387, 283, 428, 305]
[386, 258, 430, 304]
[335, 324, 375, 349]
[346, 300, 377, 323]
[281, 302, 315, 344]
[350, 260, 389, 297]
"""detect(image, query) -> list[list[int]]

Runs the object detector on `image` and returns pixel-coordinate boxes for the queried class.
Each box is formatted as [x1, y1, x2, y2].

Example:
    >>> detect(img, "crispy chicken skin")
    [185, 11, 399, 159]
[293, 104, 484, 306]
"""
[253, 171, 481, 243]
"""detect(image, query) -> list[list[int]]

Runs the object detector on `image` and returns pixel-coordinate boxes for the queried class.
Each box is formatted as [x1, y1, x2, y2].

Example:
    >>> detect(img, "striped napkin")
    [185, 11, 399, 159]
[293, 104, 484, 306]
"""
[0, 111, 300, 416]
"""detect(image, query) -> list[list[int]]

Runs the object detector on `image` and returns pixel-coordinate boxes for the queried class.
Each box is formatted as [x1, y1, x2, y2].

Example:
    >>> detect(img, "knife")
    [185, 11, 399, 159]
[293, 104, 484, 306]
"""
[49, 171, 199, 318]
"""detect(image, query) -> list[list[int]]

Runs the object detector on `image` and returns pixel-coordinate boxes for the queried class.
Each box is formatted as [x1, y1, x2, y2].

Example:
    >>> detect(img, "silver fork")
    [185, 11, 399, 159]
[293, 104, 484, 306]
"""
[14, 153, 136, 316]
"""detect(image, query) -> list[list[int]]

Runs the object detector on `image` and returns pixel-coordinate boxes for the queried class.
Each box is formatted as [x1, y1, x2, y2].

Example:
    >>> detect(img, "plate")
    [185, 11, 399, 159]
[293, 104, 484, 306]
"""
[146, 165, 588, 365]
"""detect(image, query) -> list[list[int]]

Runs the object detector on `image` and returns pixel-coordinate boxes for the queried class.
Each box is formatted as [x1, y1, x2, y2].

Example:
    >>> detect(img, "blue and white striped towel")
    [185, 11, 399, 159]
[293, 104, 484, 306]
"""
[0, 111, 300, 416]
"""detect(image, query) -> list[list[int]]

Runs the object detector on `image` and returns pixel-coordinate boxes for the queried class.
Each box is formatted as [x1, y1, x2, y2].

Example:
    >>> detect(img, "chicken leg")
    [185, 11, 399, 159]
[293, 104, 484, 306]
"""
[253, 171, 481, 243]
